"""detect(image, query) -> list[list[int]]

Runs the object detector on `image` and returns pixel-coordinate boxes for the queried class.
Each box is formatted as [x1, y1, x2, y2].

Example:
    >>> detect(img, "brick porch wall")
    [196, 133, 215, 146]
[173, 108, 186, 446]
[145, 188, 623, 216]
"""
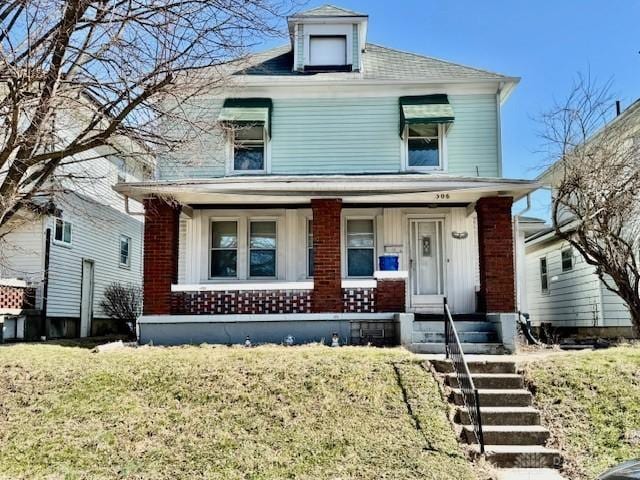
[376, 280, 406, 313]
[311, 199, 343, 312]
[0, 285, 35, 310]
[172, 290, 312, 315]
[475, 196, 516, 313]
[143, 198, 181, 315]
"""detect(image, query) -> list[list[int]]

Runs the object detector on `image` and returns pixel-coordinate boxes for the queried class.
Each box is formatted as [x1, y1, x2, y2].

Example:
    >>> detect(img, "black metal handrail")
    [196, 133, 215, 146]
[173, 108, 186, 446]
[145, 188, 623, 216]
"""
[444, 298, 485, 453]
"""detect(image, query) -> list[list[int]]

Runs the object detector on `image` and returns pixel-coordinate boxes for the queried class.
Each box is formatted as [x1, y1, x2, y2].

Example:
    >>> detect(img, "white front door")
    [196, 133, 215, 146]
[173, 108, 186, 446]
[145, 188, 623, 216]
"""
[410, 219, 445, 307]
[80, 259, 95, 338]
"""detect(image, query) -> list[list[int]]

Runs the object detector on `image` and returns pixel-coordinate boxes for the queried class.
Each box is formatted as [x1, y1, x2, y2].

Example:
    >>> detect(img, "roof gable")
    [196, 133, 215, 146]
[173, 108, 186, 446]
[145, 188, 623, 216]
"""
[291, 4, 367, 18]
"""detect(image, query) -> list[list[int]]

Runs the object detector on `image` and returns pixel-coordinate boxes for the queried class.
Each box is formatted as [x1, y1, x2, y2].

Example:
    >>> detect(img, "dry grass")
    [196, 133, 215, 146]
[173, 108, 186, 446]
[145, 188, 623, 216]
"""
[524, 345, 640, 479]
[0, 344, 475, 480]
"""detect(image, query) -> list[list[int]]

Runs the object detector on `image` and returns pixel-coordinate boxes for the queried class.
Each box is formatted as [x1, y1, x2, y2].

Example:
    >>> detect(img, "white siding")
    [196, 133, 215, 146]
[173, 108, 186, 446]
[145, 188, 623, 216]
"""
[0, 218, 45, 282]
[526, 239, 602, 327]
[46, 194, 143, 319]
[599, 280, 632, 327]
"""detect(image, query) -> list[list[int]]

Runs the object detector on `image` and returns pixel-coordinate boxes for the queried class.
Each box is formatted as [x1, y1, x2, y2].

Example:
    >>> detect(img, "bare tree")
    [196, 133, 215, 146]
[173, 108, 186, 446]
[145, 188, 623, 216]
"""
[100, 281, 141, 335]
[0, 0, 296, 237]
[540, 75, 640, 334]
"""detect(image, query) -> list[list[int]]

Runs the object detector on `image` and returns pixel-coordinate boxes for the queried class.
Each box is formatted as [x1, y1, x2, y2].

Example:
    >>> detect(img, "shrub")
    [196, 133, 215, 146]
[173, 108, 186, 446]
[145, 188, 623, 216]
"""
[100, 282, 142, 336]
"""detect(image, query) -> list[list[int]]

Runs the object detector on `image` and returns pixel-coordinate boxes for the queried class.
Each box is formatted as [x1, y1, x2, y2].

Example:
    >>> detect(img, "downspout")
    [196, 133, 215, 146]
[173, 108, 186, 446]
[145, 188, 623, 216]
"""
[124, 195, 145, 216]
[41, 227, 51, 340]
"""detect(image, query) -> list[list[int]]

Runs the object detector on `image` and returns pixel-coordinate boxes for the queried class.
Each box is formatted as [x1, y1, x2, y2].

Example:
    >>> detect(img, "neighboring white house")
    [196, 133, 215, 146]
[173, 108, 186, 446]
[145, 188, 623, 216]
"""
[525, 98, 640, 337]
[0, 138, 152, 340]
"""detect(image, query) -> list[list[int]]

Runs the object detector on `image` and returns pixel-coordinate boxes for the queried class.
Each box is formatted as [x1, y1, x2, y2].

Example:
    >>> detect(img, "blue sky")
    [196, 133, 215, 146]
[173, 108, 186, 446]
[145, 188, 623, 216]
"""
[268, 1, 640, 219]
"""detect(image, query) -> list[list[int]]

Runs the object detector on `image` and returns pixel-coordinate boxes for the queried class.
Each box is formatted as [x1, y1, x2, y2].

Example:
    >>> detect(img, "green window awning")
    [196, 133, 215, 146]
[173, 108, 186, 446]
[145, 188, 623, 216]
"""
[399, 95, 454, 136]
[218, 98, 273, 137]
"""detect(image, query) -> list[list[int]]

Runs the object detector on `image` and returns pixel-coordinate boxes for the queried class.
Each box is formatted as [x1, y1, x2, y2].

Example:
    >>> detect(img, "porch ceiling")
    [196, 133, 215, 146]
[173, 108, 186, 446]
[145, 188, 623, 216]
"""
[114, 174, 540, 206]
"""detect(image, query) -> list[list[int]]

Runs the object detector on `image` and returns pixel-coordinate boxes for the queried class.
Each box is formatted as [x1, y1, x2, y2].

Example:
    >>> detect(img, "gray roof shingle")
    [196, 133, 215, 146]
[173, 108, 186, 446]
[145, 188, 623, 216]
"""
[235, 43, 512, 82]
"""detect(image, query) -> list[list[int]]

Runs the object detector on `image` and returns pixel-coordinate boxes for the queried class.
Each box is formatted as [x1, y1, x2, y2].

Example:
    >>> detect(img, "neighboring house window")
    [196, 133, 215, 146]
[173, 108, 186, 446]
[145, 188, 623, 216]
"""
[407, 124, 441, 170]
[233, 125, 265, 172]
[211, 221, 238, 277]
[307, 219, 314, 277]
[53, 218, 72, 245]
[346, 219, 375, 277]
[561, 248, 573, 272]
[119, 235, 131, 267]
[309, 35, 346, 66]
[540, 257, 549, 293]
[249, 221, 277, 278]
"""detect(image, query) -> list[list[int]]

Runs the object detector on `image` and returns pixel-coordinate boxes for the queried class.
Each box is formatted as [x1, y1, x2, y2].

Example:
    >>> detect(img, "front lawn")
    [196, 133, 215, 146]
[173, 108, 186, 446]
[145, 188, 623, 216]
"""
[524, 346, 640, 479]
[0, 344, 474, 480]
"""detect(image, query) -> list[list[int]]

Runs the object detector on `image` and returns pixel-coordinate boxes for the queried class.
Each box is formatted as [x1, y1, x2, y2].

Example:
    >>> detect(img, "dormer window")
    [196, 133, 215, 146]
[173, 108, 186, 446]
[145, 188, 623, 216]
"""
[308, 35, 347, 69]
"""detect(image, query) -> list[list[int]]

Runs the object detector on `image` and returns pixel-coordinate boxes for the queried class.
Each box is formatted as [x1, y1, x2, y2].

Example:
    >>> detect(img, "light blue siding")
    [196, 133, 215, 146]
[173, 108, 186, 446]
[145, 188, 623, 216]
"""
[447, 94, 499, 177]
[270, 97, 400, 174]
[157, 94, 501, 178]
[296, 24, 304, 70]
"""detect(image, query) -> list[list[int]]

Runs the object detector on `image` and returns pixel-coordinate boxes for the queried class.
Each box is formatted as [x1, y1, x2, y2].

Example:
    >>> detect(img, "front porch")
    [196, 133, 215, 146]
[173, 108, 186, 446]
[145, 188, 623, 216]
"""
[117, 174, 537, 348]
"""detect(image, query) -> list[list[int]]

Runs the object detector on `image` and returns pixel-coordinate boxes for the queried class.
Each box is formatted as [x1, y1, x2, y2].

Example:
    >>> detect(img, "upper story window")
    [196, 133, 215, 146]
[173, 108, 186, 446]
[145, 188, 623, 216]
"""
[53, 218, 72, 246]
[308, 35, 347, 68]
[539, 257, 549, 293]
[234, 125, 265, 172]
[407, 124, 441, 169]
[119, 235, 131, 268]
[218, 98, 272, 175]
[400, 95, 454, 172]
[561, 248, 573, 272]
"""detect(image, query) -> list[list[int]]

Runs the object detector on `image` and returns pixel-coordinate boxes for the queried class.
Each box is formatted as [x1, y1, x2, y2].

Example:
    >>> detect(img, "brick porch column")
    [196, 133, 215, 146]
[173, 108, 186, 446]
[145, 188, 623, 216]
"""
[475, 196, 516, 313]
[143, 198, 181, 315]
[311, 198, 342, 312]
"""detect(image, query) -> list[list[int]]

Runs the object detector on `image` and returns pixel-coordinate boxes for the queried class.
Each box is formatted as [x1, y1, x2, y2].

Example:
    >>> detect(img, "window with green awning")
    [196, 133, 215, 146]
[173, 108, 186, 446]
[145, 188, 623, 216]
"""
[399, 95, 454, 136]
[218, 98, 273, 138]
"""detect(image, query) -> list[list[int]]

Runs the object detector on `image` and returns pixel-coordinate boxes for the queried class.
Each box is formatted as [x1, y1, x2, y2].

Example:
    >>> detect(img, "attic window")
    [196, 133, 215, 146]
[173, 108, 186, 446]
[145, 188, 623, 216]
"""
[308, 35, 348, 70]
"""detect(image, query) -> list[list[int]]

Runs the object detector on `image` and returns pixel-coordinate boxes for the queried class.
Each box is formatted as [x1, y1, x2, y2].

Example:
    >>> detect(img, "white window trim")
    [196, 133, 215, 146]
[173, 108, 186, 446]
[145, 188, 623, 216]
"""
[561, 247, 574, 272]
[306, 218, 314, 279]
[343, 216, 376, 279]
[248, 218, 278, 279]
[401, 124, 448, 173]
[539, 256, 549, 294]
[209, 218, 241, 280]
[119, 235, 132, 269]
[227, 127, 270, 176]
[52, 217, 73, 247]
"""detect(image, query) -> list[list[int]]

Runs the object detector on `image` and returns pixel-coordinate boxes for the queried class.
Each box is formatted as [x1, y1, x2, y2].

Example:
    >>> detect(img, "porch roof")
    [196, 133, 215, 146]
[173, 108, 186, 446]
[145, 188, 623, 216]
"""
[114, 174, 540, 206]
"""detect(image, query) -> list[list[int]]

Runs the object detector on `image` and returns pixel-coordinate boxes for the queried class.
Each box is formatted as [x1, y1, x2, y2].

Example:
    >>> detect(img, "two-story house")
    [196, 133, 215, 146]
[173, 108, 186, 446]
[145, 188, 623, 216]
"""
[525, 98, 640, 339]
[0, 134, 151, 341]
[116, 5, 539, 351]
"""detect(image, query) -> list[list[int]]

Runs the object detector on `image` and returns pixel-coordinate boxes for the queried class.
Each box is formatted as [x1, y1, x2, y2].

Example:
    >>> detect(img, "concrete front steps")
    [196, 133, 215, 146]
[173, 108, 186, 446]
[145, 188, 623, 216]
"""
[431, 358, 563, 470]
[411, 320, 506, 354]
